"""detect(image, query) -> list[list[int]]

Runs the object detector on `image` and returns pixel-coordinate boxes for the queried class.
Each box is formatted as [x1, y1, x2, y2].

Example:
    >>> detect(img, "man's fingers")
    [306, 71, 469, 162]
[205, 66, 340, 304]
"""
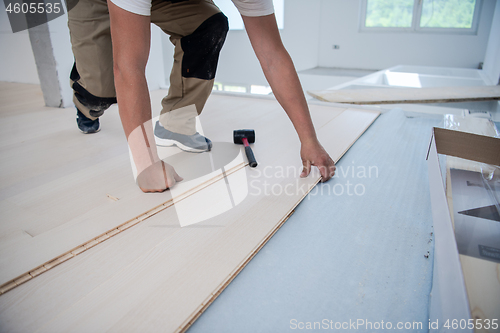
[319, 159, 336, 182]
[330, 164, 337, 176]
[162, 161, 176, 189]
[300, 142, 336, 182]
[319, 164, 329, 182]
[136, 161, 181, 193]
[138, 162, 167, 193]
[161, 162, 176, 188]
[300, 160, 311, 178]
[140, 187, 164, 193]
[163, 161, 183, 187]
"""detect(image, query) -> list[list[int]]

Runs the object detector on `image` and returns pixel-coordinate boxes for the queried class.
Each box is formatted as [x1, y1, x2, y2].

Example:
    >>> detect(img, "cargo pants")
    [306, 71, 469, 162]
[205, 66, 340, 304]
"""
[68, 0, 228, 135]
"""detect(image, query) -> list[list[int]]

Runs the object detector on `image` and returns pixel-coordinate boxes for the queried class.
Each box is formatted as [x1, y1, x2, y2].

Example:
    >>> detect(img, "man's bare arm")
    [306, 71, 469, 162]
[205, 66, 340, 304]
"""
[242, 14, 336, 181]
[108, 1, 182, 192]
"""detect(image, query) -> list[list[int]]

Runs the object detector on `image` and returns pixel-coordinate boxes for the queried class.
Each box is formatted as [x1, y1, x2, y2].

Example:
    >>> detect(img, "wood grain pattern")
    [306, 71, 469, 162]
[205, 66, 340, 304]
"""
[0, 87, 282, 287]
[0, 84, 345, 287]
[0, 82, 379, 332]
[308, 85, 500, 105]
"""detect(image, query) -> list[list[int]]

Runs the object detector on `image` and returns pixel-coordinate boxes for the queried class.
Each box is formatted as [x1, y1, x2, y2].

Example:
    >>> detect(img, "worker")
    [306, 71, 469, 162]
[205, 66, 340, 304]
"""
[69, 0, 336, 192]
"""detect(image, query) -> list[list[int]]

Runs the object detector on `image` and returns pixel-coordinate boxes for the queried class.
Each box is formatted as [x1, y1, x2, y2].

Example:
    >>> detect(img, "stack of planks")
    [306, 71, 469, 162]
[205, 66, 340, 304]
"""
[443, 117, 500, 329]
[308, 85, 500, 105]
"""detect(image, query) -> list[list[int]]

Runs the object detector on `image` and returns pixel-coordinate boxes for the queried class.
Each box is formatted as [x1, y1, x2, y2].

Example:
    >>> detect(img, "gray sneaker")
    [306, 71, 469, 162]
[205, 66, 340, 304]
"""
[154, 121, 212, 152]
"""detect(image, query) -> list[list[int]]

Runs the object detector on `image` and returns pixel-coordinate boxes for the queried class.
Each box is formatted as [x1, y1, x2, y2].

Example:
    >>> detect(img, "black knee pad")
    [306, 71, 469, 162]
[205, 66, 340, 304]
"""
[70, 63, 117, 117]
[181, 12, 229, 81]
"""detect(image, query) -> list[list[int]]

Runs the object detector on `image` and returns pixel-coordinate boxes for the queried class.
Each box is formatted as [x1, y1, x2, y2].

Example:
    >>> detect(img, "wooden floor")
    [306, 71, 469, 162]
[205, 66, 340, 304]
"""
[0, 82, 379, 332]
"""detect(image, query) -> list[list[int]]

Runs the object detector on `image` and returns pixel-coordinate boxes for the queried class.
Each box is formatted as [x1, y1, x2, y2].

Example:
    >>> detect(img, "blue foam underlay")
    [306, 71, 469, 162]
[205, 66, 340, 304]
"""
[188, 110, 440, 333]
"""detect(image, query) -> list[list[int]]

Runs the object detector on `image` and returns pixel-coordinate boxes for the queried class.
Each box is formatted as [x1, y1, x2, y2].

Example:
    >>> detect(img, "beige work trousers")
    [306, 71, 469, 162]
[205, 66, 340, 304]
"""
[68, 0, 227, 135]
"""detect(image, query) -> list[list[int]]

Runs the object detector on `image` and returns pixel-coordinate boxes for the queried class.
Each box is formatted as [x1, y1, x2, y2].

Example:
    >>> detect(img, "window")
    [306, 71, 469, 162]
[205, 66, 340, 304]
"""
[213, 82, 273, 95]
[360, 0, 482, 34]
[365, 0, 414, 28]
[214, 0, 285, 30]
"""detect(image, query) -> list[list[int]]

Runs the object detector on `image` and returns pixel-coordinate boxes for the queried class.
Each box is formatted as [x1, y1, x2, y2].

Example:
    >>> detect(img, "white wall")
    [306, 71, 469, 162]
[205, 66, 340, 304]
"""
[483, 0, 500, 84]
[0, 8, 40, 84]
[281, 0, 321, 72]
[146, 24, 167, 90]
[213, 0, 322, 86]
[161, 32, 174, 86]
[42, 14, 164, 106]
[1, 0, 497, 94]
[0, 8, 164, 107]
[46, 14, 77, 107]
[318, 0, 497, 71]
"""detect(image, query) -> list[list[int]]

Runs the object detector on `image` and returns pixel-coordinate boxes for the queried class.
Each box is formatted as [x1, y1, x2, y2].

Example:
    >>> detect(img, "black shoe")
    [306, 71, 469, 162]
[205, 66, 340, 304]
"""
[154, 121, 212, 152]
[77, 109, 100, 134]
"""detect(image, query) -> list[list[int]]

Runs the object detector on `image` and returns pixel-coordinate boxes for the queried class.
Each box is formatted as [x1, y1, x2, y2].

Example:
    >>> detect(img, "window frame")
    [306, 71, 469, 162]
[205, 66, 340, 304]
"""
[359, 0, 483, 35]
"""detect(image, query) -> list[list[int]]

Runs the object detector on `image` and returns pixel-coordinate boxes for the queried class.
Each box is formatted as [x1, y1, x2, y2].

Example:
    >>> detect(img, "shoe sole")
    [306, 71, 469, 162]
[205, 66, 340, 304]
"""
[155, 137, 210, 153]
[79, 127, 101, 134]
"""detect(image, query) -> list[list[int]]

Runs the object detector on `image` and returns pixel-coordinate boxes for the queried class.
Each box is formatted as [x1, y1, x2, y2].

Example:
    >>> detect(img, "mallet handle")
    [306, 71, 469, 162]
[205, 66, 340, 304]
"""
[242, 138, 258, 167]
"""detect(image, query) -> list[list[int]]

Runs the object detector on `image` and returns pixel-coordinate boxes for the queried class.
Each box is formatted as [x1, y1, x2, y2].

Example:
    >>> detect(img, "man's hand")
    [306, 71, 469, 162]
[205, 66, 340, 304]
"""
[137, 160, 183, 193]
[300, 139, 336, 182]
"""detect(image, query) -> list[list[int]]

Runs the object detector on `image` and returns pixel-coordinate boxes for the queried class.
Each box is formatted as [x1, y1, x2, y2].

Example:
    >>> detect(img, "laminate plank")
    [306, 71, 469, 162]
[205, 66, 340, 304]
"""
[308, 85, 500, 105]
[9, 134, 318, 332]
[0, 144, 285, 332]
[0, 84, 347, 288]
[0, 82, 45, 117]
[0, 99, 378, 332]
[0, 228, 32, 254]
[0, 149, 244, 286]
[0, 213, 181, 332]
[40, 110, 379, 332]
[317, 108, 382, 162]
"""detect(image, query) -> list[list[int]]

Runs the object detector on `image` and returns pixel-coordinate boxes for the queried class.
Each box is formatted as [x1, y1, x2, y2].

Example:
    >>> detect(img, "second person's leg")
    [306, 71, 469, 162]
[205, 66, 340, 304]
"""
[68, 0, 117, 133]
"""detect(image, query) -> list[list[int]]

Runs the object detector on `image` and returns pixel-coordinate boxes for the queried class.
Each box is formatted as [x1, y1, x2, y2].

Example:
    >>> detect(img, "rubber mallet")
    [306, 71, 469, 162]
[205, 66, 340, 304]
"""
[233, 129, 258, 167]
